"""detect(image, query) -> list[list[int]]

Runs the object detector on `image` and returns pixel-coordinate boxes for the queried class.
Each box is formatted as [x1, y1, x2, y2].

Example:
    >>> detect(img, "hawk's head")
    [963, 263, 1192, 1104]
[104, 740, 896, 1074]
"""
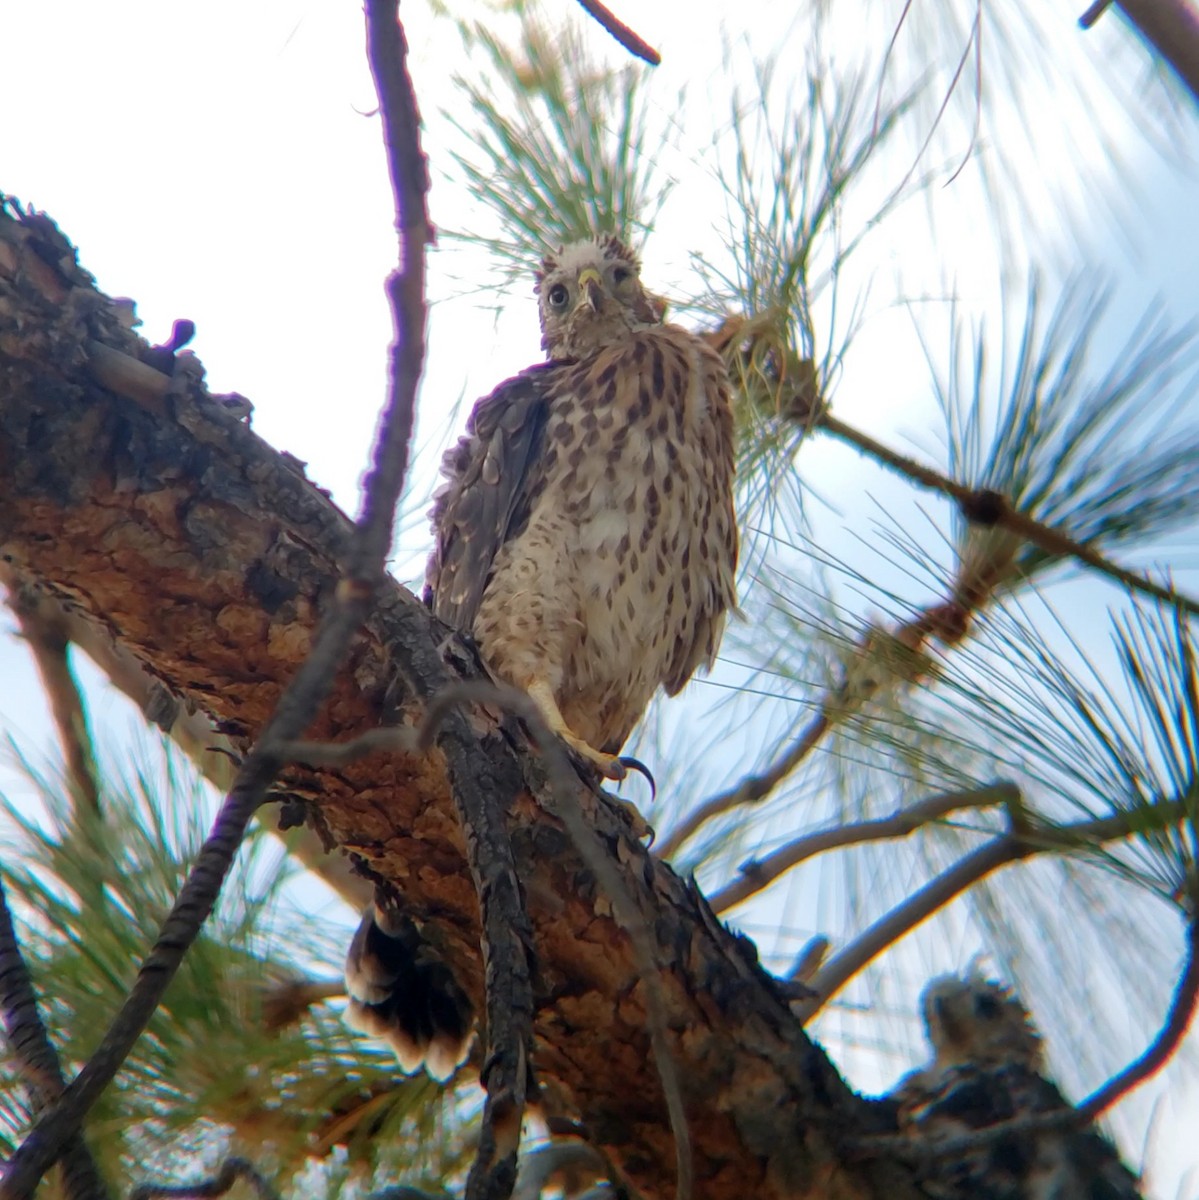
[535, 234, 661, 360]
[921, 973, 1044, 1072]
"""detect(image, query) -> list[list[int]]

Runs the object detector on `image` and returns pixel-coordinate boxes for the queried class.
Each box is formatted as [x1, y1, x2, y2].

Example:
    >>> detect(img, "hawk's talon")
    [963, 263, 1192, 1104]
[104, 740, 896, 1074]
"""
[616, 755, 656, 800]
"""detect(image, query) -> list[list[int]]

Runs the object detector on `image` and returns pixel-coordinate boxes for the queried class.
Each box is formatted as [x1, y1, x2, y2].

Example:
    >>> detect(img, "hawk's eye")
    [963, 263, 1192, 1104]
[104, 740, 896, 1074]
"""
[974, 993, 1001, 1020]
[547, 283, 569, 309]
[611, 265, 631, 285]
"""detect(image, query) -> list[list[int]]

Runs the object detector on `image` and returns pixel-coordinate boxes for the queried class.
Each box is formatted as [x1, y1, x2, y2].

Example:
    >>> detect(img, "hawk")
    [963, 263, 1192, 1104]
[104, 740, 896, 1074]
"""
[892, 973, 1142, 1200]
[346, 234, 739, 1073]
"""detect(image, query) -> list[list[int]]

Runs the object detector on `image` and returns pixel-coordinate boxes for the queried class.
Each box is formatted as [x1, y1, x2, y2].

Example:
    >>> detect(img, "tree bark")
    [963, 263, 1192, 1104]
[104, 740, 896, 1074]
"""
[0, 202, 931, 1199]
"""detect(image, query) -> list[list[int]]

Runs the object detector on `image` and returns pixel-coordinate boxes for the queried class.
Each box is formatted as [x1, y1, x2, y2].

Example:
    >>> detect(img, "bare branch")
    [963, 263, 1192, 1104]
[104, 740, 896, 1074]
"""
[0, 875, 109, 1200]
[573, 0, 660, 65]
[1079, 0, 1115, 26]
[707, 783, 1020, 914]
[1075, 915, 1199, 1121]
[797, 801, 1188, 1020]
[655, 714, 829, 860]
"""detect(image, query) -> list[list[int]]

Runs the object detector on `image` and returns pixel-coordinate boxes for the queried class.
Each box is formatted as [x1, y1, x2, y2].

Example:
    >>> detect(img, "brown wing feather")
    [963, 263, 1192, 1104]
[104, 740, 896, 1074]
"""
[661, 338, 739, 695]
[424, 363, 556, 635]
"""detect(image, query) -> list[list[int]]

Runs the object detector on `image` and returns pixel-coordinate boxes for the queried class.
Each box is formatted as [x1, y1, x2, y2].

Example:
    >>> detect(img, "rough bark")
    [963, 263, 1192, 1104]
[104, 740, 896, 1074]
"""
[0, 203, 924, 1199]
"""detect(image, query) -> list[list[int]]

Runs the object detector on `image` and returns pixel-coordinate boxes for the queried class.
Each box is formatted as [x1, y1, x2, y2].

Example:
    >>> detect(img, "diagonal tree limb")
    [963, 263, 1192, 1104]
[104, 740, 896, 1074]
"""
[655, 713, 828, 861]
[707, 782, 1020, 914]
[282, 678, 692, 1200]
[0, 2, 431, 1189]
[796, 800, 1189, 1021]
[0, 875, 110, 1200]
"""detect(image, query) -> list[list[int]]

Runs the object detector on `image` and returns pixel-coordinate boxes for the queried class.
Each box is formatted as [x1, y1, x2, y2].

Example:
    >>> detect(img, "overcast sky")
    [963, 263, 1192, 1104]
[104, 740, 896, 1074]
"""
[2, 1, 1198, 1194]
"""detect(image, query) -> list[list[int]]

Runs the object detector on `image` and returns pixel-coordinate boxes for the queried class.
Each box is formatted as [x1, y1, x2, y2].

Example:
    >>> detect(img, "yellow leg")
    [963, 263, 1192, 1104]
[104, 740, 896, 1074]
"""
[525, 679, 627, 780]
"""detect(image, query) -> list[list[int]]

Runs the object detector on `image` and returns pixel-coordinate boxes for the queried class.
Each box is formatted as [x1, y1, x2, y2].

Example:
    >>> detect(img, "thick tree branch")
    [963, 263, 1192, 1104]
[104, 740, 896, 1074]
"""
[0, 569, 372, 909]
[0, 204, 927, 1200]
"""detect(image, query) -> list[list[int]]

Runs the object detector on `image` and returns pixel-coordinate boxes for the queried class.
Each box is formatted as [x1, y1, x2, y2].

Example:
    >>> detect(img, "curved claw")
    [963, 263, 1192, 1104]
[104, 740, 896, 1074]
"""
[616, 755, 656, 801]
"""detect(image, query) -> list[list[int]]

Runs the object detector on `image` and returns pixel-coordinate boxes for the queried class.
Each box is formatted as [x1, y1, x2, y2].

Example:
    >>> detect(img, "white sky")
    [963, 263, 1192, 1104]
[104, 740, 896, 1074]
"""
[2, 1, 1198, 1194]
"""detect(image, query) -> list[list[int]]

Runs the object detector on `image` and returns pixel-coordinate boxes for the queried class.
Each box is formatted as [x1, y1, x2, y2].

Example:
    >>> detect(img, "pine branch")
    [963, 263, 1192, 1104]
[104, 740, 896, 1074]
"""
[0, 875, 109, 1200]
[817, 412, 1199, 618]
[0, 567, 372, 910]
[706, 782, 1020, 914]
[796, 799, 1189, 1020]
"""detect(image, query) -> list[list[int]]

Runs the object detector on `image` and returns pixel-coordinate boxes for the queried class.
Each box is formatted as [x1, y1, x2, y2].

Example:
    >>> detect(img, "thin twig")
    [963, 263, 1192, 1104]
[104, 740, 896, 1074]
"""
[0, 3, 430, 1192]
[0, 875, 109, 1200]
[655, 713, 829, 860]
[818, 412, 1199, 618]
[366, 11, 527, 1187]
[1, 569, 101, 816]
[1114, 0, 1199, 103]
[795, 800, 1188, 1021]
[129, 1157, 280, 1200]
[1075, 916, 1199, 1121]
[707, 782, 1019, 914]
[573, 0, 660, 65]
[852, 920, 1198, 1161]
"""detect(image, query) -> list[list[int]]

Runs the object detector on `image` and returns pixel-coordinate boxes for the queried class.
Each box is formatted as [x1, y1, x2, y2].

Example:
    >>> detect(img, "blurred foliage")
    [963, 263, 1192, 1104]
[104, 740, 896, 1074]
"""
[0, 742, 468, 1197]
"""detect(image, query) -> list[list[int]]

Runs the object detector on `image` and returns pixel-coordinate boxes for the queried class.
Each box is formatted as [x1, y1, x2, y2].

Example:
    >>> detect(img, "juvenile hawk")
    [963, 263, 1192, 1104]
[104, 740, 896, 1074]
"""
[346, 234, 739, 1072]
[893, 973, 1141, 1200]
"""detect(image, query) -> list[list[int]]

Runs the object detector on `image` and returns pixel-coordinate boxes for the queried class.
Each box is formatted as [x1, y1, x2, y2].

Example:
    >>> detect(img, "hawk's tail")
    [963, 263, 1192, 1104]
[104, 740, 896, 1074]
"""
[344, 902, 474, 1081]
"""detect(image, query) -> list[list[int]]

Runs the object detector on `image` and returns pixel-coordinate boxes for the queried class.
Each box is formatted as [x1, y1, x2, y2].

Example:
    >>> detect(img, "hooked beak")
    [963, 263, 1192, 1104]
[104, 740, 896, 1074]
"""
[576, 266, 604, 312]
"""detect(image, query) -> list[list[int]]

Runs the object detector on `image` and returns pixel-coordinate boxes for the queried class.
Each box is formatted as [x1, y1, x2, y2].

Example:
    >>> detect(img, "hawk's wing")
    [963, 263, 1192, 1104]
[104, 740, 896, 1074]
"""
[424, 362, 556, 634]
